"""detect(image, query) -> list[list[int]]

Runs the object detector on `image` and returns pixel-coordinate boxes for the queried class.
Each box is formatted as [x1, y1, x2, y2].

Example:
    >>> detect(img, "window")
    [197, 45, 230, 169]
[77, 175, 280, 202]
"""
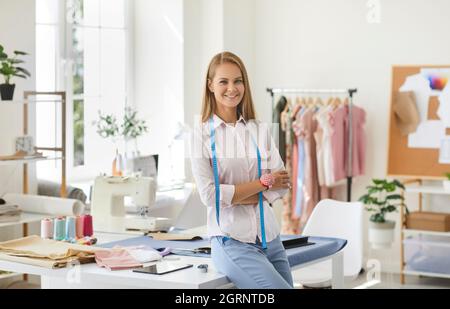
[36, 0, 128, 182]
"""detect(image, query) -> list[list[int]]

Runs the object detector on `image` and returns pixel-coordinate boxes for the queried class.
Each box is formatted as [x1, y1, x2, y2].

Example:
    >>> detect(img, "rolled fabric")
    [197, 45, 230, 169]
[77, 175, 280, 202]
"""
[3, 193, 85, 216]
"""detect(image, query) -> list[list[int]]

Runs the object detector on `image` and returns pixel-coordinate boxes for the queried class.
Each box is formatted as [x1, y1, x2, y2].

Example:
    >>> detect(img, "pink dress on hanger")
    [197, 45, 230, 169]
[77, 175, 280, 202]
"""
[293, 108, 319, 229]
[330, 105, 366, 182]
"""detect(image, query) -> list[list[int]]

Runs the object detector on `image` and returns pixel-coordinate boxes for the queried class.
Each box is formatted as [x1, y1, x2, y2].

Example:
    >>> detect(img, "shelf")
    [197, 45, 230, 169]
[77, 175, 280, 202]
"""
[0, 272, 22, 280]
[0, 156, 63, 166]
[0, 213, 56, 228]
[403, 269, 450, 280]
[403, 229, 450, 237]
[0, 99, 63, 104]
[405, 185, 450, 195]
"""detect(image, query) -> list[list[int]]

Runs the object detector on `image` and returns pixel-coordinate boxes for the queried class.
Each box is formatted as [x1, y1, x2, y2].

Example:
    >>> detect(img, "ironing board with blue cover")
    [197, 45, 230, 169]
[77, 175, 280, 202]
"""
[100, 235, 347, 267]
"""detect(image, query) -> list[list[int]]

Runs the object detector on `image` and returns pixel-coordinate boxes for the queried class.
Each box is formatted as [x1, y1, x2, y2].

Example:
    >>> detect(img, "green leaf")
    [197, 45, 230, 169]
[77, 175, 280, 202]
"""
[16, 67, 31, 77]
[367, 186, 381, 194]
[386, 194, 403, 200]
[370, 213, 386, 223]
[393, 179, 405, 189]
[385, 205, 396, 212]
[13, 50, 28, 55]
[14, 73, 27, 79]
[385, 182, 396, 192]
[9, 59, 24, 64]
[372, 179, 385, 185]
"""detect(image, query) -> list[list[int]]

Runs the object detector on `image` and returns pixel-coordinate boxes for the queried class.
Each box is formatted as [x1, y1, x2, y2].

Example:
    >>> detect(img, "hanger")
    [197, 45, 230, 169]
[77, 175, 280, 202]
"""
[333, 97, 342, 108]
[292, 96, 303, 117]
[314, 97, 324, 108]
[282, 98, 290, 113]
[327, 97, 334, 106]
[306, 97, 314, 108]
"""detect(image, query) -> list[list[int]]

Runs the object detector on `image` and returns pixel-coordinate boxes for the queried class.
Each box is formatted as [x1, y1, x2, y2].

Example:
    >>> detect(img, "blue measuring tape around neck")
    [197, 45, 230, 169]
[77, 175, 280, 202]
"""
[209, 116, 267, 249]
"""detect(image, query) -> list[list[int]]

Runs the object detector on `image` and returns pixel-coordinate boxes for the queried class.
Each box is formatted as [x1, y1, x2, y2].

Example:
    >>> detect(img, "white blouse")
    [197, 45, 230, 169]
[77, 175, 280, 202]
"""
[190, 114, 288, 243]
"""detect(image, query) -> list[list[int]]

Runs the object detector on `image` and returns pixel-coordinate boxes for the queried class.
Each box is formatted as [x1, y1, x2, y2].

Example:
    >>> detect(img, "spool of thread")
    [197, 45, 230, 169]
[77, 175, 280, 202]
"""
[40, 218, 53, 239]
[53, 217, 66, 241]
[75, 216, 84, 239]
[82, 214, 93, 237]
[65, 216, 76, 241]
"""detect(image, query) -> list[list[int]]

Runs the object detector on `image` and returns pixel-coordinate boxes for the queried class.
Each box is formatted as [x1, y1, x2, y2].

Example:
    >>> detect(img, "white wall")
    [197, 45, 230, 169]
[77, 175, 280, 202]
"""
[182, 0, 450, 274]
[0, 0, 36, 198]
[0, 0, 37, 273]
[252, 0, 450, 273]
[133, 0, 184, 183]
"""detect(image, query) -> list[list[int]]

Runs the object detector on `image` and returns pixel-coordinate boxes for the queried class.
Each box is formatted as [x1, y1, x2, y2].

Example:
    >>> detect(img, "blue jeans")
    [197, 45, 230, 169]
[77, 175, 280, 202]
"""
[211, 235, 294, 289]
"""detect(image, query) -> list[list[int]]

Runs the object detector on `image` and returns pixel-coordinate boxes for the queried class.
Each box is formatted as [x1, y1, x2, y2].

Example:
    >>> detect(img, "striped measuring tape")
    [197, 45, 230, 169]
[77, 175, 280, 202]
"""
[209, 117, 267, 249]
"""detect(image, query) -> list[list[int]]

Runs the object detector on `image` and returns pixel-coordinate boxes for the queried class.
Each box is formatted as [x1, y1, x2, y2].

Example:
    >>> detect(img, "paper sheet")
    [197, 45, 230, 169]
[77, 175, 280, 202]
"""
[408, 120, 445, 149]
[437, 84, 450, 128]
[399, 73, 432, 122]
[420, 68, 450, 95]
[439, 137, 450, 164]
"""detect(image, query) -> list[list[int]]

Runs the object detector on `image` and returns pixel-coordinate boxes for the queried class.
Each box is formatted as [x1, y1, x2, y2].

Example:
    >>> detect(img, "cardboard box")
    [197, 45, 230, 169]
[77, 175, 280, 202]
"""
[406, 211, 450, 232]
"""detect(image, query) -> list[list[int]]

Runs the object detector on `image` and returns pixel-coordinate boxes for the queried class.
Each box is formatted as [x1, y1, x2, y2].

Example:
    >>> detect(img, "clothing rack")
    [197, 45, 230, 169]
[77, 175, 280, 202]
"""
[266, 87, 358, 202]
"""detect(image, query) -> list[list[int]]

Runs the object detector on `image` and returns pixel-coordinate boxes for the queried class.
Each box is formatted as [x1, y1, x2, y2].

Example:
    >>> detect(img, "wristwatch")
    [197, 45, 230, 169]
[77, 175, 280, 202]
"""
[260, 173, 275, 190]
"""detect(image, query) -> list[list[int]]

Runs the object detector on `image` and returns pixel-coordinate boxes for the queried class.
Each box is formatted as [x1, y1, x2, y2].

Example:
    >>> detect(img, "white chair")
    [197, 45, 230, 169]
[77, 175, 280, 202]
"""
[293, 199, 363, 288]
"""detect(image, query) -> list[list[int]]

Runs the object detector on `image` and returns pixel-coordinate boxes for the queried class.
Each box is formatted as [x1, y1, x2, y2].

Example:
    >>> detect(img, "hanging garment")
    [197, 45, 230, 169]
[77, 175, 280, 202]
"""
[330, 105, 366, 182]
[289, 102, 303, 216]
[291, 106, 305, 220]
[313, 105, 335, 200]
[273, 96, 288, 163]
[345, 105, 366, 177]
[293, 107, 320, 229]
[315, 105, 337, 186]
[280, 101, 300, 234]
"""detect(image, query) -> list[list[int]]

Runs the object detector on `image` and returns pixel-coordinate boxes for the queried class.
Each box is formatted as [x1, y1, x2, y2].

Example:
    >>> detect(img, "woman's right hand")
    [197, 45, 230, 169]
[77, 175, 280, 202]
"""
[271, 171, 290, 190]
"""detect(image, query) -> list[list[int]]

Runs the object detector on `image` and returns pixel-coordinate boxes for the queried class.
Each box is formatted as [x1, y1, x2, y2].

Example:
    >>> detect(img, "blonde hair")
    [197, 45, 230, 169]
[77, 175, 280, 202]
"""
[201, 51, 256, 123]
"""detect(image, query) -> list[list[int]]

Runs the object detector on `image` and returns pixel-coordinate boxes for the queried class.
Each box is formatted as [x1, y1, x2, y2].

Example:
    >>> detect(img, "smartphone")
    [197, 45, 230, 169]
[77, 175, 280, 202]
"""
[133, 262, 193, 275]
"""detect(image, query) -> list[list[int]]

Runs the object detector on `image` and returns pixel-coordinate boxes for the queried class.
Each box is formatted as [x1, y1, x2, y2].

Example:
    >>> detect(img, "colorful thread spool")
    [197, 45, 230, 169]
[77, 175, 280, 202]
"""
[40, 218, 53, 239]
[65, 216, 76, 241]
[75, 216, 84, 239]
[53, 217, 66, 241]
[82, 214, 93, 237]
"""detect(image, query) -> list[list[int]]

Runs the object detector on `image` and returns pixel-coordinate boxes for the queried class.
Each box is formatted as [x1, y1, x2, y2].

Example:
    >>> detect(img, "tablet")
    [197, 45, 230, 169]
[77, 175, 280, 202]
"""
[133, 262, 193, 275]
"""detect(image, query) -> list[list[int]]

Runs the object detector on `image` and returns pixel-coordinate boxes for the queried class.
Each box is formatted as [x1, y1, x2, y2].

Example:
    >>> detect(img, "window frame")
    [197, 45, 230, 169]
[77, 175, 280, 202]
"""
[36, 0, 131, 182]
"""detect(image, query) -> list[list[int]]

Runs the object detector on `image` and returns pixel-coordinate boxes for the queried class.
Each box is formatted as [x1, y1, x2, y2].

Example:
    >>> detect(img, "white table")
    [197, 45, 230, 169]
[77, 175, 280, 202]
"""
[0, 212, 56, 281]
[0, 231, 345, 289]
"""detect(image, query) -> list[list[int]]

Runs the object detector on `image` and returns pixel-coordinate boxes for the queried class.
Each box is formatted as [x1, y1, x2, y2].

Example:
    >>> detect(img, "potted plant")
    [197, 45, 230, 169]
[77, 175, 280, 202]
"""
[93, 107, 148, 176]
[121, 106, 148, 157]
[359, 178, 409, 249]
[93, 110, 122, 176]
[0, 44, 30, 100]
[443, 173, 450, 191]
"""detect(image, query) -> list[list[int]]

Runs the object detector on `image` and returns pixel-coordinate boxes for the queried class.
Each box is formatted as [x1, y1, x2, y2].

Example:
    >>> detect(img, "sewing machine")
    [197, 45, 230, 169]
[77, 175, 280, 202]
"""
[90, 175, 172, 233]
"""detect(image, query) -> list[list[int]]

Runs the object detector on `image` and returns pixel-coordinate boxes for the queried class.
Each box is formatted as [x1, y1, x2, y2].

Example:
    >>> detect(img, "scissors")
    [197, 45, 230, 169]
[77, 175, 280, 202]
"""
[158, 247, 211, 256]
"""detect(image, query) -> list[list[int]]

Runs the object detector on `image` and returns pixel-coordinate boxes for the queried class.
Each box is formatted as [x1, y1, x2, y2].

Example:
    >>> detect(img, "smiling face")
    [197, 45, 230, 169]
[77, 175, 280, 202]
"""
[208, 62, 245, 111]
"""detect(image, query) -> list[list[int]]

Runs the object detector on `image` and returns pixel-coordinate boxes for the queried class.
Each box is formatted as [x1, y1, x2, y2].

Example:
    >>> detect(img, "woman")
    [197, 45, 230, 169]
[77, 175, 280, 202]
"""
[190, 51, 293, 289]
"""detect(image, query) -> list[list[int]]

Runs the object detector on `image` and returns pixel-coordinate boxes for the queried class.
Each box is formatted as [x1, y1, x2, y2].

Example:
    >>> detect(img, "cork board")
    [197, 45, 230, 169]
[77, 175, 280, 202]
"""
[387, 65, 450, 179]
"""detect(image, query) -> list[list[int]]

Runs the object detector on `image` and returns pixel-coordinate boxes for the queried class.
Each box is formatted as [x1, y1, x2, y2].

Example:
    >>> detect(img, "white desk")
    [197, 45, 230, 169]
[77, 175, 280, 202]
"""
[0, 232, 345, 289]
[0, 212, 55, 281]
